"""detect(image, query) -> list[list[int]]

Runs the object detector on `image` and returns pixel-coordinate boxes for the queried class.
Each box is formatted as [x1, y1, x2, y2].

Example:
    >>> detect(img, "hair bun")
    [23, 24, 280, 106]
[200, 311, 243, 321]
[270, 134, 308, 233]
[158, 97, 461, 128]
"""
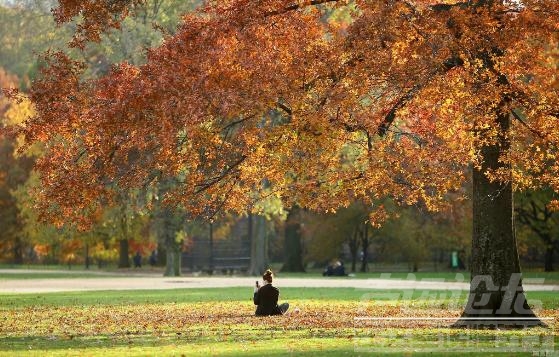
[263, 269, 273, 282]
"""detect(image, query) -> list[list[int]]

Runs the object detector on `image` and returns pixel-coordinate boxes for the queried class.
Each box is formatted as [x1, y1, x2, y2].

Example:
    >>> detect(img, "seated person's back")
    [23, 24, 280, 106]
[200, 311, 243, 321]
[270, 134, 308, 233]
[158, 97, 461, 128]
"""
[253, 269, 289, 316]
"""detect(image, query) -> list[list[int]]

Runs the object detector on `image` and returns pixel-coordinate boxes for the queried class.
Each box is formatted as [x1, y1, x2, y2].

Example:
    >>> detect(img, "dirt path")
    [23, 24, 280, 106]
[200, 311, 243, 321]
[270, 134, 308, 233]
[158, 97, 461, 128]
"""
[0, 270, 557, 293]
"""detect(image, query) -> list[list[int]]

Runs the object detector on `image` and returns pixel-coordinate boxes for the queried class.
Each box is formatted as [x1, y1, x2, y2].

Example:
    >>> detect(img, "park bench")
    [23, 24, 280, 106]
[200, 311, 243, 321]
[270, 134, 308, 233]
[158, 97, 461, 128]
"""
[210, 257, 250, 275]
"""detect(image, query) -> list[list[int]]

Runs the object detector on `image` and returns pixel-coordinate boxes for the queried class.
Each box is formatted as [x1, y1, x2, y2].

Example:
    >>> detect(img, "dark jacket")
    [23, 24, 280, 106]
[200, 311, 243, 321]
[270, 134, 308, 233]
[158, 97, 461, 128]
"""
[253, 283, 282, 316]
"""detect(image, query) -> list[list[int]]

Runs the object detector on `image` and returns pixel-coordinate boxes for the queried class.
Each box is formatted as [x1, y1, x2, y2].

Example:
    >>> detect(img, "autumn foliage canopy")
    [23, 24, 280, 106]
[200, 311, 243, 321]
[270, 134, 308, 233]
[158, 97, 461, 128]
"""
[8, 0, 559, 228]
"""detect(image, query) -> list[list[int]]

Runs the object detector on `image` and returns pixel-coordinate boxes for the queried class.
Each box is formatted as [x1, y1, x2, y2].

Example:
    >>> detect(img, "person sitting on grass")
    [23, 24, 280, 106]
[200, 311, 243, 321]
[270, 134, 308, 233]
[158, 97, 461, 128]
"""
[253, 269, 289, 316]
[323, 260, 348, 276]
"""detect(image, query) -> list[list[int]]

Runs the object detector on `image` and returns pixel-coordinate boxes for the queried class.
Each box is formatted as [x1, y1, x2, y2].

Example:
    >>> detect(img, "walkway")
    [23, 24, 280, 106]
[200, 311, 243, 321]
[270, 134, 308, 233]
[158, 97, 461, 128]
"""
[0, 270, 557, 293]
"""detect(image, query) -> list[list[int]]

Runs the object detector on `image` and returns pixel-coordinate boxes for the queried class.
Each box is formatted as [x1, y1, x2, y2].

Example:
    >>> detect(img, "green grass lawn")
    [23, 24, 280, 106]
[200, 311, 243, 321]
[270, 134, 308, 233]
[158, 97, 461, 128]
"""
[0, 272, 132, 280]
[0, 264, 108, 271]
[0, 264, 160, 280]
[0, 287, 556, 356]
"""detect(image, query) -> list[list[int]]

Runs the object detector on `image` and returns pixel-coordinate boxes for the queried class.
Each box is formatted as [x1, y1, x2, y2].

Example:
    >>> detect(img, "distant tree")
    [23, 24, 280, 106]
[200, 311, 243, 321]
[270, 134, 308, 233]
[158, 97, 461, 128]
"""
[301, 211, 345, 265]
[516, 190, 559, 272]
[0, 68, 34, 263]
[249, 186, 286, 275]
[282, 206, 305, 272]
[0, 1, 71, 85]
[304, 201, 376, 273]
[248, 213, 268, 276]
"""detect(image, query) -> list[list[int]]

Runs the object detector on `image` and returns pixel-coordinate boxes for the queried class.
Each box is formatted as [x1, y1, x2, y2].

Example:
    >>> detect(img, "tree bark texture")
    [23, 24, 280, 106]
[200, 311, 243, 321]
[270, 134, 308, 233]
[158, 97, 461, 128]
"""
[162, 208, 181, 277]
[118, 202, 130, 268]
[360, 224, 369, 272]
[282, 206, 305, 272]
[164, 246, 181, 276]
[12, 236, 23, 264]
[118, 238, 130, 268]
[359, 246, 368, 272]
[454, 113, 542, 328]
[84, 243, 90, 269]
[249, 213, 269, 276]
[349, 229, 358, 273]
[544, 243, 554, 272]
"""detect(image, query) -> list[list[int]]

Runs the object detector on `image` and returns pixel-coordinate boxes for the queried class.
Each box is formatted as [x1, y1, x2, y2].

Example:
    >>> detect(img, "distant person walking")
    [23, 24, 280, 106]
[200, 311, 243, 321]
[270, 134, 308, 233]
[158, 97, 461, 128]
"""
[133, 251, 142, 268]
[253, 269, 289, 316]
[149, 250, 158, 267]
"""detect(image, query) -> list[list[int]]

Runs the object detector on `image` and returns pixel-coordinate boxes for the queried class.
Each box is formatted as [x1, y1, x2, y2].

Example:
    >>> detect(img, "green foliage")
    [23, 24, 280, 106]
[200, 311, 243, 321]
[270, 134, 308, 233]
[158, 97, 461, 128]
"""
[515, 189, 559, 270]
[12, 172, 59, 245]
[0, 1, 72, 86]
[0, 1, 200, 83]
[0, 68, 34, 262]
[303, 202, 368, 263]
[303, 199, 471, 270]
[94, 1, 200, 65]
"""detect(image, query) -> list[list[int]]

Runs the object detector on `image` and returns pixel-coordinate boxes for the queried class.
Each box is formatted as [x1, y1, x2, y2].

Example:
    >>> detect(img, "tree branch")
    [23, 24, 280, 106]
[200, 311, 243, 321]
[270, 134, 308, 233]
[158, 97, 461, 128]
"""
[264, 0, 340, 17]
[377, 83, 423, 137]
[221, 113, 256, 132]
[276, 101, 293, 116]
[194, 154, 247, 194]
[511, 109, 545, 139]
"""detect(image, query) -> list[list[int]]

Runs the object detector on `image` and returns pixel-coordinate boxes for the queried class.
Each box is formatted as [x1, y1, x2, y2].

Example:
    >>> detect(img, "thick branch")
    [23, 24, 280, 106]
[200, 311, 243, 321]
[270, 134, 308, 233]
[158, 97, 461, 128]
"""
[342, 122, 372, 151]
[206, 179, 237, 221]
[511, 109, 545, 139]
[377, 84, 423, 137]
[276, 102, 293, 116]
[221, 114, 256, 132]
[194, 154, 247, 194]
[431, 2, 470, 12]
[265, 0, 339, 17]
[517, 206, 546, 238]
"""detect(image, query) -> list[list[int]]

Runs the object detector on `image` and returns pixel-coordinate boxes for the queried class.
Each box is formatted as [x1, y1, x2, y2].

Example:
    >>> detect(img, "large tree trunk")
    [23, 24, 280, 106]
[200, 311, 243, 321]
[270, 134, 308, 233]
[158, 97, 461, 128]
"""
[249, 213, 268, 276]
[349, 229, 359, 273]
[360, 224, 370, 273]
[118, 203, 130, 268]
[162, 208, 181, 277]
[543, 241, 554, 272]
[282, 206, 305, 272]
[454, 113, 543, 328]
[164, 245, 181, 276]
[84, 243, 90, 270]
[12, 236, 23, 264]
[359, 245, 368, 272]
[163, 231, 181, 276]
[208, 222, 213, 274]
[118, 239, 130, 268]
[360, 239, 370, 273]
